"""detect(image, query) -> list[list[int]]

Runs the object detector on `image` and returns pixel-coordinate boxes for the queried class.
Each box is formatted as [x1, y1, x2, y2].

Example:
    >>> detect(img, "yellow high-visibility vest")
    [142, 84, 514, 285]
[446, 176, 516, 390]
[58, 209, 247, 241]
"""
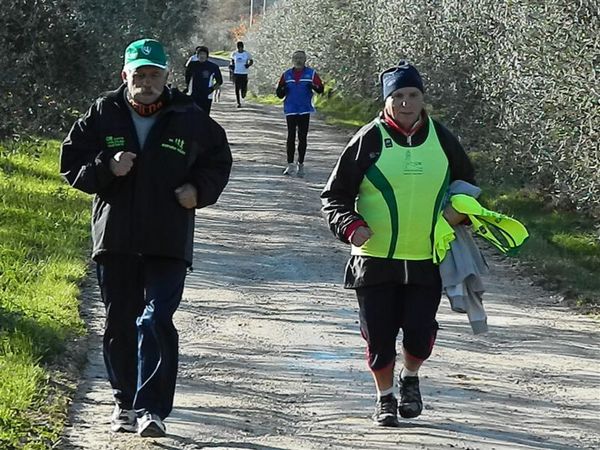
[434, 194, 529, 263]
[353, 118, 449, 259]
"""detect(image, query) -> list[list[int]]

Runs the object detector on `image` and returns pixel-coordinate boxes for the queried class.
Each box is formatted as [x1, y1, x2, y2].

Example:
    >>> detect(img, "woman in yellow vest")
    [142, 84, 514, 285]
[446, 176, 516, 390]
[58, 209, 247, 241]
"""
[321, 61, 475, 427]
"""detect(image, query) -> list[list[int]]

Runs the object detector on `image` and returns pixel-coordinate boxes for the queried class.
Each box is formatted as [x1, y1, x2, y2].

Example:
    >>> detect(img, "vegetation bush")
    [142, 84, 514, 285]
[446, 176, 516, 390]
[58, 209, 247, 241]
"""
[246, 0, 600, 217]
[0, 0, 209, 139]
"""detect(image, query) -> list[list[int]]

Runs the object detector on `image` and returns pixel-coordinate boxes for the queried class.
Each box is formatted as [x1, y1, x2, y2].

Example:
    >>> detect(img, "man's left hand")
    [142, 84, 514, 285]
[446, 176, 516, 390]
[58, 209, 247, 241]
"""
[175, 183, 198, 209]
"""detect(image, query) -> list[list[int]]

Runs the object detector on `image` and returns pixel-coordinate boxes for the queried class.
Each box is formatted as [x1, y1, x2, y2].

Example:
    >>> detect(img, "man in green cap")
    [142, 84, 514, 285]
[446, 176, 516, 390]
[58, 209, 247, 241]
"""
[60, 38, 232, 438]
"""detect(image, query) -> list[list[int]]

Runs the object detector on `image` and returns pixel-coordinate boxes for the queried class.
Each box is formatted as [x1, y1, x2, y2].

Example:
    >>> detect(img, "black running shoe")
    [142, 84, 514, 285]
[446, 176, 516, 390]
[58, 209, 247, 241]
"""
[398, 375, 423, 418]
[372, 393, 399, 427]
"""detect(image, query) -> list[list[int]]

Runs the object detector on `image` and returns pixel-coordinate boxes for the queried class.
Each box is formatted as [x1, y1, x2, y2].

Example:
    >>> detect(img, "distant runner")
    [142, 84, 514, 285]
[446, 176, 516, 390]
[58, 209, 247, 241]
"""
[230, 41, 253, 108]
[321, 61, 476, 427]
[185, 45, 223, 115]
[276, 50, 324, 177]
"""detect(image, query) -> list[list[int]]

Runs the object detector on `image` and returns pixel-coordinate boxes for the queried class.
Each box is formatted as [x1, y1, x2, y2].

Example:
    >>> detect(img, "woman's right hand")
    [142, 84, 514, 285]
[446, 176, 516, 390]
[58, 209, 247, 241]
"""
[443, 204, 467, 226]
[350, 226, 373, 247]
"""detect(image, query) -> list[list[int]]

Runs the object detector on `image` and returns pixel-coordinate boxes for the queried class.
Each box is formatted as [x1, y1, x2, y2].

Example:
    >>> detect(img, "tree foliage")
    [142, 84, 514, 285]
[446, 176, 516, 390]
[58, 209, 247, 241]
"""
[0, 0, 208, 138]
[246, 0, 600, 217]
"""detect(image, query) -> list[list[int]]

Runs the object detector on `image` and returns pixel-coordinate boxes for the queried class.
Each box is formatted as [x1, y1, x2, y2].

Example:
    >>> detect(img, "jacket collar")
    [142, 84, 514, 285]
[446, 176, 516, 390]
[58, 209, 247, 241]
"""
[379, 110, 430, 147]
[106, 84, 194, 114]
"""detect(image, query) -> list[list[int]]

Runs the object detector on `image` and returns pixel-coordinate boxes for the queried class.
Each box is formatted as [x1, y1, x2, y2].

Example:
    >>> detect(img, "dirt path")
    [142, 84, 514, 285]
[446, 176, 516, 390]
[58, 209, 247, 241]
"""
[59, 81, 600, 450]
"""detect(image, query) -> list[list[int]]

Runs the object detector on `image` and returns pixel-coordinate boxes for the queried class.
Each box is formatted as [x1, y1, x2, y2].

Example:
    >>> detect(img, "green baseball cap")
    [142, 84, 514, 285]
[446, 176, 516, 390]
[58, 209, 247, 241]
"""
[123, 38, 168, 71]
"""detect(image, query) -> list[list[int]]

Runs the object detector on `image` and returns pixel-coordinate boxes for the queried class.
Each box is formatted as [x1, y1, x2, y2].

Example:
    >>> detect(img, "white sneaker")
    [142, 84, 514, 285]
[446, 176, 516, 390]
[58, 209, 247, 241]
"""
[137, 412, 166, 437]
[110, 405, 137, 433]
[282, 163, 295, 175]
[296, 163, 305, 178]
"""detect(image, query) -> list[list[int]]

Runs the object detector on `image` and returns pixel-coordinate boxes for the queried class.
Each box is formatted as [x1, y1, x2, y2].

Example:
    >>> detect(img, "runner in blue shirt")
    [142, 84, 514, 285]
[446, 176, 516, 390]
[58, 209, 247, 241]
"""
[276, 50, 324, 177]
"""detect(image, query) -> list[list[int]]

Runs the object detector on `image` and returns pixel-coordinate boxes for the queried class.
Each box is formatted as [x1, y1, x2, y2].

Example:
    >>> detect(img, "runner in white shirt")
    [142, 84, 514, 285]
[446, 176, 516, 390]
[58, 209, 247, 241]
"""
[229, 41, 253, 108]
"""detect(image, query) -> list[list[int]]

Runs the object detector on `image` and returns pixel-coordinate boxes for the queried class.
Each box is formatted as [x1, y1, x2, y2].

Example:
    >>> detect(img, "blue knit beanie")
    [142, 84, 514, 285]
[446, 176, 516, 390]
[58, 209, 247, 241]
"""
[380, 61, 424, 99]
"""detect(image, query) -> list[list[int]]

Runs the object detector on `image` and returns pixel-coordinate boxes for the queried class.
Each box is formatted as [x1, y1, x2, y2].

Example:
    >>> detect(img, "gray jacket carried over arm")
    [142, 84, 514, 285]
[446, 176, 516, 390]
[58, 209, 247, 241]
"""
[439, 181, 489, 334]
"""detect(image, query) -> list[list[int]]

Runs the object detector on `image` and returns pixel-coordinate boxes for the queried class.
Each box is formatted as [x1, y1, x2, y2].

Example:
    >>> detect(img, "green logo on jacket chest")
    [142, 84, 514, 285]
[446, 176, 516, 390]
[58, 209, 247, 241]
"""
[161, 138, 186, 155]
[105, 136, 126, 149]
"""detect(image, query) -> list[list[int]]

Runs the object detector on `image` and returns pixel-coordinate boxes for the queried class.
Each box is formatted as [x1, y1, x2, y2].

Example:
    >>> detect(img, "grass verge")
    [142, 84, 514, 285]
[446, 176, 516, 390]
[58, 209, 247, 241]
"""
[253, 90, 599, 311]
[251, 84, 380, 129]
[211, 50, 232, 60]
[479, 185, 599, 311]
[0, 138, 91, 449]
[312, 88, 380, 128]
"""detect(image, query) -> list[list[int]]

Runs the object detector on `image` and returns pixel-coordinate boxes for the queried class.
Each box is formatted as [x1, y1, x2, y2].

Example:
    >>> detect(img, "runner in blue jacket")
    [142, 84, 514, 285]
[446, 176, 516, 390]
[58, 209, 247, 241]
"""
[276, 50, 324, 177]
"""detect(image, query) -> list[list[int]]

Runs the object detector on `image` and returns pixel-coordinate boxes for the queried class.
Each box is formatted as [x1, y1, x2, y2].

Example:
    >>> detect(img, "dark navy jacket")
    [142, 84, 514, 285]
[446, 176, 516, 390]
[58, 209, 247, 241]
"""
[185, 59, 223, 101]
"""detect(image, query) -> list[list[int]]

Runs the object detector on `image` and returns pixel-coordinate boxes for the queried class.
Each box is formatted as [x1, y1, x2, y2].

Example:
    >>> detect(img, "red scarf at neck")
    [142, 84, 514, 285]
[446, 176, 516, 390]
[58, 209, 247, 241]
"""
[382, 110, 425, 137]
[127, 90, 167, 117]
